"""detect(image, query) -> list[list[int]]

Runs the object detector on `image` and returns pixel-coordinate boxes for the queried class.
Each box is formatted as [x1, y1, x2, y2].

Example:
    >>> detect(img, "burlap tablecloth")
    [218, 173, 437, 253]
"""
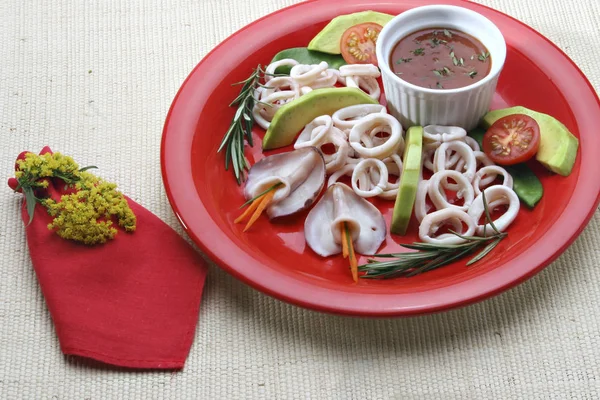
[1, 0, 599, 398]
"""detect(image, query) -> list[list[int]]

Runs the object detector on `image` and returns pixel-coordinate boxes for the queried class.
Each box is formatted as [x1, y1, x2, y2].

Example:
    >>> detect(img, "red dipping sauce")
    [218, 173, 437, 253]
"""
[390, 28, 491, 90]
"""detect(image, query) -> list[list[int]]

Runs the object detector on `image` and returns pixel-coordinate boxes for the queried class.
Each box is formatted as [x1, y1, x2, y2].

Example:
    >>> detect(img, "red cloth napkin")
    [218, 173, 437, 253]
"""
[8, 147, 208, 369]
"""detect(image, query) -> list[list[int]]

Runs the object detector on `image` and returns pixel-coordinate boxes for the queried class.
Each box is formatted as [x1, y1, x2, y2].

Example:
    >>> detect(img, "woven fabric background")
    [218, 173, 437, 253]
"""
[1, 0, 599, 398]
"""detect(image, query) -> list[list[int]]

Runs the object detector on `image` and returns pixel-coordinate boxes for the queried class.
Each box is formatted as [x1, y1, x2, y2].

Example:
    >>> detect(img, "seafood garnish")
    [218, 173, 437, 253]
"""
[236, 147, 326, 231]
[304, 183, 386, 281]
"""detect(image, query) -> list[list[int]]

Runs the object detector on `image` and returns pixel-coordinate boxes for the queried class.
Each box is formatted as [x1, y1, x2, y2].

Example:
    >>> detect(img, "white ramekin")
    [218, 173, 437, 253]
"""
[376, 5, 506, 130]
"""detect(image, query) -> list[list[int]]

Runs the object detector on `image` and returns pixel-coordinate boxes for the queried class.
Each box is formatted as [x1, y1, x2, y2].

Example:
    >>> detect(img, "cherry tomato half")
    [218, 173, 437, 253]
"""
[340, 23, 382, 65]
[482, 114, 541, 165]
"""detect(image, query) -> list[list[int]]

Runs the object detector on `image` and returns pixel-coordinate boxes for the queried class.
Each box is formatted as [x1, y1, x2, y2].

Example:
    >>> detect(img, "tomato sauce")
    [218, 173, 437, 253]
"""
[389, 28, 491, 90]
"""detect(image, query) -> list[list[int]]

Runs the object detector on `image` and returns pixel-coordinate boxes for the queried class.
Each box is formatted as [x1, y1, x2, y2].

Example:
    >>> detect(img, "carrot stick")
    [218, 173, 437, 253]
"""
[234, 195, 263, 224]
[341, 224, 349, 259]
[243, 189, 276, 232]
[344, 222, 358, 283]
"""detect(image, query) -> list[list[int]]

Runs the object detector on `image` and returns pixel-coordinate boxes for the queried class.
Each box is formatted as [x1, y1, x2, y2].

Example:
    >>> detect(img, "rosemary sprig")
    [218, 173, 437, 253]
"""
[359, 192, 507, 279]
[218, 65, 268, 185]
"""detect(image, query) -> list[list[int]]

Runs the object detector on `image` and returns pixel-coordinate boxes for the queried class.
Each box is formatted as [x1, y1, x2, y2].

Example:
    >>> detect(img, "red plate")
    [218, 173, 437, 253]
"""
[161, 0, 600, 316]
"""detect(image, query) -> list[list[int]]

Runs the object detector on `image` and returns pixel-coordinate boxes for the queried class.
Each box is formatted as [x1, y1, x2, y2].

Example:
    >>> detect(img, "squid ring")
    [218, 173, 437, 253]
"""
[434, 141, 477, 182]
[345, 75, 359, 88]
[455, 137, 482, 171]
[464, 136, 481, 152]
[327, 163, 356, 187]
[351, 158, 388, 198]
[428, 142, 461, 170]
[414, 180, 432, 223]
[310, 69, 339, 89]
[473, 165, 513, 196]
[327, 69, 347, 86]
[265, 59, 299, 82]
[339, 64, 381, 78]
[294, 115, 333, 149]
[369, 154, 403, 200]
[261, 77, 298, 98]
[380, 154, 403, 190]
[349, 114, 404, 160]
[473, 151, 496, 186]
[368, 154, 402, 189]
[428, 170, 475, 211]
[257, 90, 298, 123]
[252, 104, 271, 130]
[344, 76, 380, 100]
[320, 127, 351, 174]
[468, 185, 520, 235]
[290, 62, 328, 86]
[423, 125, 467, 143]
[422, 142, 440, 172]
[419, 208, 477, 245]
[359, 76, 381, 100]
[332, 104, 387, 130]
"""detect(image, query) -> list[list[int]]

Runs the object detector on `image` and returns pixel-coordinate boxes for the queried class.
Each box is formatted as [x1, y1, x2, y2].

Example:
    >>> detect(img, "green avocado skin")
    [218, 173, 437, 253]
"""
[468, 127, 543, 208]
[270, 48, 347, 75]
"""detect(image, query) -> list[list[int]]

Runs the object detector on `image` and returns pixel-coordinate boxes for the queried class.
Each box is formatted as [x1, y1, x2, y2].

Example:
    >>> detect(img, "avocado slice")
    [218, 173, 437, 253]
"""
[390, 126, 423, 235]
[270, 48, 346, 75]
[308, 11, 395, 54]
[481, 106, 579, 176]
[469, 128, 543, 208]
[262, 87, 378, 150]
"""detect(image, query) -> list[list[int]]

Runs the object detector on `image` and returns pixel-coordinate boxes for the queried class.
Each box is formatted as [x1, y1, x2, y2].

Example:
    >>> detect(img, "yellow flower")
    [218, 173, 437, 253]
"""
[15, 152, 136, 245]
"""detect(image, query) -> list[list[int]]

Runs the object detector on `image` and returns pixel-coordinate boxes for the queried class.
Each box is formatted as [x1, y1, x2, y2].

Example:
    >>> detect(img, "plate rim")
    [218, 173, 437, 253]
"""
[161, 0, 600, 316]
